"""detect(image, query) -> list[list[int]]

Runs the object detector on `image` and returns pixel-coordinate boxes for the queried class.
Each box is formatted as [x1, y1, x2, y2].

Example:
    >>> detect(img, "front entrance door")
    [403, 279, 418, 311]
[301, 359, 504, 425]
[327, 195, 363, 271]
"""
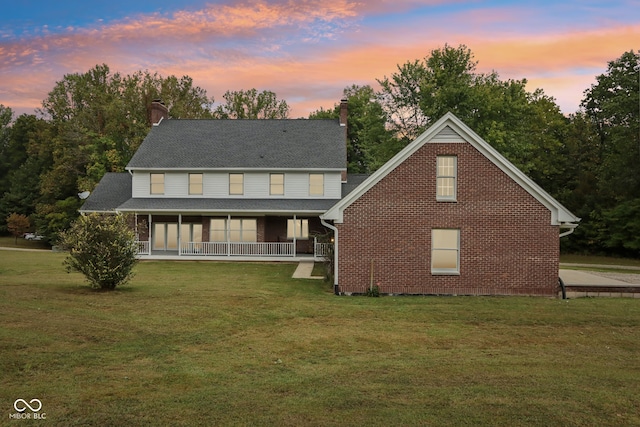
[153, 223, 178, 251]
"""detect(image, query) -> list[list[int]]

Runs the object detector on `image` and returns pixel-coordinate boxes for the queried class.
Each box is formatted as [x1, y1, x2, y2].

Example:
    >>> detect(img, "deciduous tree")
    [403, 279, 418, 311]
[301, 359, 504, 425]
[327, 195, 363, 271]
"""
[214, 89, 290, 119]
[6, 213, 30, 244]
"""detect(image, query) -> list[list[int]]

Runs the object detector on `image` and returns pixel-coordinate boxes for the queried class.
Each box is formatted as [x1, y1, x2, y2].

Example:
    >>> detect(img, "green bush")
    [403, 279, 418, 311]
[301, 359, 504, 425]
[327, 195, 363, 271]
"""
[59, 213, 138, 290]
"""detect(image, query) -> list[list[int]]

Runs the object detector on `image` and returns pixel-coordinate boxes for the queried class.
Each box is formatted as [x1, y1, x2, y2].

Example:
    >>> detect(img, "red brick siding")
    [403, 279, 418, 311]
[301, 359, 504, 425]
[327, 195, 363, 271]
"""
[336, 142, 559, 296]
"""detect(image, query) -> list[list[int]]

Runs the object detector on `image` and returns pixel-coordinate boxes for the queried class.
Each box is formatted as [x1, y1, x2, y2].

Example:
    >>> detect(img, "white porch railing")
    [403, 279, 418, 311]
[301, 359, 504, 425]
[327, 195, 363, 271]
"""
[137, 240, 150, 255]
[314, 241, 333, 258]
[136, 240, 333, 259]
[180, 241, 296, 257]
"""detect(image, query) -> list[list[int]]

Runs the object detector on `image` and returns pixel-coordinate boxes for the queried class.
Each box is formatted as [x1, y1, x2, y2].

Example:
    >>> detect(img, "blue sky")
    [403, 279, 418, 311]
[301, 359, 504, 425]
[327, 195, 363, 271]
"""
[1, 0, 639, 117]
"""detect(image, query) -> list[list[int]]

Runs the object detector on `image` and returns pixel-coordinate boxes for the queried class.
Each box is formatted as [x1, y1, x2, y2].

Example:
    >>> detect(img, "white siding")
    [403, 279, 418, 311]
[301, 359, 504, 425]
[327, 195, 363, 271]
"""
[132, 172, 149, 197]
[431, 125, 463, 143]
[131, 171, 343, 198]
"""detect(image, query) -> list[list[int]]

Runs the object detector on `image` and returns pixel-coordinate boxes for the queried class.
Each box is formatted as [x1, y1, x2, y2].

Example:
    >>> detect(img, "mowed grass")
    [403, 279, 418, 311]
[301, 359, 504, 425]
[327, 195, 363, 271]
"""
[1, 251, 639, 426]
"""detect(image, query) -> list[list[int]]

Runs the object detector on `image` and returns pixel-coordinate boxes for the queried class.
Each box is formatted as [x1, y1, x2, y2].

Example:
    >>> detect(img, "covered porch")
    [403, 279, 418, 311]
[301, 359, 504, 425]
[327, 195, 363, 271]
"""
[133, 213, 333, 261]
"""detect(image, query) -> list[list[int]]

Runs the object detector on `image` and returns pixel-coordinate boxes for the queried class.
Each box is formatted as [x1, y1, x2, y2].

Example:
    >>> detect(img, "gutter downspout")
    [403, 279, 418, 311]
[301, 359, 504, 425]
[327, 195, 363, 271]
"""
[320, 217, 339, 295]
[559, 224, 577, 238]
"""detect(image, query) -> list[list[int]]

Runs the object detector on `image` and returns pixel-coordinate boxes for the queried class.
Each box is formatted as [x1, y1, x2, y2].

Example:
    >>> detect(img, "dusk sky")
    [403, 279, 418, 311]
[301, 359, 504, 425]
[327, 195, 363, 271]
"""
[1, 0, 639, 118]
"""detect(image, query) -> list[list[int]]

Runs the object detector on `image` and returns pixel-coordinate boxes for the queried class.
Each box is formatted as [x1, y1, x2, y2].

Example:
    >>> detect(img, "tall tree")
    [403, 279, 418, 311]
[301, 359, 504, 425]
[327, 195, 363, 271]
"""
[310, 85, 395, 173]
[0, 105, 15, 192]
[580, 50, 640, 256]
[376, 44, 568, 177]
[33, 64, 215, 241]
[214, 89, 290, 119]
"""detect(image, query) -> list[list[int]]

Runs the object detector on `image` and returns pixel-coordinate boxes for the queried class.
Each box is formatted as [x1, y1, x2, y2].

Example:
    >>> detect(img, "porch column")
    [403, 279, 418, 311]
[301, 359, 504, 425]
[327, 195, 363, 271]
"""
[148, 214, 152, 254]
[292, 214, 297, 257]
[227, 214, 231, 257]
[178, 214, 182, 255]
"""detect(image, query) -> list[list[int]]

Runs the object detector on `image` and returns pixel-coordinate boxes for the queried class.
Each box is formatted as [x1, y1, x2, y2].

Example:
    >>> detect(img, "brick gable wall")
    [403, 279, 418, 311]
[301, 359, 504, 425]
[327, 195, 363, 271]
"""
[336, 142, 559, 296]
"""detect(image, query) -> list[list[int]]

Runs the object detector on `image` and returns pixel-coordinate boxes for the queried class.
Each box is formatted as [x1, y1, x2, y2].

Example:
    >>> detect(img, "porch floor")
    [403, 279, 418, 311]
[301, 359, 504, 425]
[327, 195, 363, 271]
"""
[138, 252, 318, 262]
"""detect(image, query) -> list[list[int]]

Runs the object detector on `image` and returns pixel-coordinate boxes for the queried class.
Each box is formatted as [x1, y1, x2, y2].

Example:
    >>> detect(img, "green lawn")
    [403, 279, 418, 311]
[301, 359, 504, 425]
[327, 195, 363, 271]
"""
[1, 251, 639, 426]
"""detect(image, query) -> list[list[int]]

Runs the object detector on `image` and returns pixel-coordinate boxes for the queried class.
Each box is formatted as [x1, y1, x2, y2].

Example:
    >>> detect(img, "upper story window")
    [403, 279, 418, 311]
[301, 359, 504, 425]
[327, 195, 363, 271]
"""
[189, 173, 203, 195]
[150, 173, 164, 195]
[436, 156, 457, 201]
[229, 173, 244, 195]
[309, 173, 324, 196]
[431, 229, 460, 275]
[270, 173, 284, 196]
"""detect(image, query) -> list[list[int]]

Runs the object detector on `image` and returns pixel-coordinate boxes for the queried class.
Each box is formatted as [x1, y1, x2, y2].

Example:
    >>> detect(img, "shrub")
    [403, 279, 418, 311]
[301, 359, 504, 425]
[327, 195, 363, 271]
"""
[59, 213, 138, 290]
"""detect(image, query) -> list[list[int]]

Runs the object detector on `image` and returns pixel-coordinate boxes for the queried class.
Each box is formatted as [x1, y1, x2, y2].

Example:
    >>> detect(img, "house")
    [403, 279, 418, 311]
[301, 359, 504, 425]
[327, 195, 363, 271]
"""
[80, 100, 349, 260]
[82, 103, 579, 296]
[322, 112, 579, 296]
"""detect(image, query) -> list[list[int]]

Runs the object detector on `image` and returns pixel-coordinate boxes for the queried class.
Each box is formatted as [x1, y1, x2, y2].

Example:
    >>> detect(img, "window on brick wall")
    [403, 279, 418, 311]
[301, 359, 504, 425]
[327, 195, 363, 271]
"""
[209, 218, 257, 242]
[287, 219, 309, 239]
[436, 156, 457, 201]
[431, 229, 460, 274]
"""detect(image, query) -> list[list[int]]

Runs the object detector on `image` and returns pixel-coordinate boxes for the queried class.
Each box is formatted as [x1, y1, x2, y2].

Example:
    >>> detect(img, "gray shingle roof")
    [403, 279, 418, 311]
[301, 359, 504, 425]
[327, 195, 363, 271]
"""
[127, 119, 347, 170]
[117, 198, 340, 214]
[80, 173, 132, 213]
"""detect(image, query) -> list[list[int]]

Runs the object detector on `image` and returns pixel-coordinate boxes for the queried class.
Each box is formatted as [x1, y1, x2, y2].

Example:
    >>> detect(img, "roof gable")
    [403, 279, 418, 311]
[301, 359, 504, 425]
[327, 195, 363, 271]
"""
[323, 112, 580, 226]
[127, 119, 347, 170]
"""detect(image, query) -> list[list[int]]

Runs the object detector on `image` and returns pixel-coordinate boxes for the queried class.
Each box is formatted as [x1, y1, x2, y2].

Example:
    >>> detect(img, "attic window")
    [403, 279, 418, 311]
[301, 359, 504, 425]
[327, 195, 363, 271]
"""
[436, 156, 457, 201]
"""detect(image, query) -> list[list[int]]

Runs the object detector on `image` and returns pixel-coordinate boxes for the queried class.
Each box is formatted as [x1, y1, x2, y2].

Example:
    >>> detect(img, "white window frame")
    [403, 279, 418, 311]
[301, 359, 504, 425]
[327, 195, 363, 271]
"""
[431, 229, 460, 275]
[309, 173, 324, 196]
[150, 173, 165, 195]
[436, 156, 457, 201]
[209, 218, 257, 243]
[287, 219, 309, 240]
[189, 173, 203, 195]
[270, 173, 284, 196]
[229, 173, 244, 195]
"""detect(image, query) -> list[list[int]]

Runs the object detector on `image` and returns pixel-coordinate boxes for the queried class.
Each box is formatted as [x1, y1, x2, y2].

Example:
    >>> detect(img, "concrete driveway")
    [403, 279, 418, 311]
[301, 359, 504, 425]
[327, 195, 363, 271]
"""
[559, 269, 639, 287]
[559, 267, 640, 298]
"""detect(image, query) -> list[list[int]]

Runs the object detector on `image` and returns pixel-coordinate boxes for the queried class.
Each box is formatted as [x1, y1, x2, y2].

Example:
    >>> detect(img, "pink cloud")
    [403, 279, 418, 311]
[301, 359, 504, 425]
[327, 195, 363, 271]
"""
[1, 0, 638, 119]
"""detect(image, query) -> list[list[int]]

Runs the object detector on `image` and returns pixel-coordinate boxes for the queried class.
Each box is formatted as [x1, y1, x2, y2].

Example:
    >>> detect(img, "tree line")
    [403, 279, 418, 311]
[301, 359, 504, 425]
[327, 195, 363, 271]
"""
[1, 45, 638, 257]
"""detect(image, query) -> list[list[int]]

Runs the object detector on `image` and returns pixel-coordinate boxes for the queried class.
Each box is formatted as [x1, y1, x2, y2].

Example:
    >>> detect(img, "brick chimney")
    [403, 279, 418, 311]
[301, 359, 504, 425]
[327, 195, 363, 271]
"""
[339, 98, 348, 181]
[150, 100, 169, 126]
[339, 98, 348, 128]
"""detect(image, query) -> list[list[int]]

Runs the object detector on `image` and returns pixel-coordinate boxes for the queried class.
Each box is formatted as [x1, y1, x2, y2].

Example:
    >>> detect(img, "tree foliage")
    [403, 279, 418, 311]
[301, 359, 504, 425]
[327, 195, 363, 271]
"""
[309, 85, 395, 173]
[214, 89, 290, 119]
[6, 213, 30, 244]
[0, 64, 215, 240]
[571, 50, 640, 256]
[59, 213, 138, 290]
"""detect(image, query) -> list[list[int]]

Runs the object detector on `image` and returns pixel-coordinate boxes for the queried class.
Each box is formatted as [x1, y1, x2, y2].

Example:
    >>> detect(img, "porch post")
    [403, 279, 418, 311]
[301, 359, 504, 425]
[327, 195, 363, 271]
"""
[178, 214, 182, 255]
[227, 214, 231, 257]
[292, 214, 297, 257]
[148, 214, 152, 254]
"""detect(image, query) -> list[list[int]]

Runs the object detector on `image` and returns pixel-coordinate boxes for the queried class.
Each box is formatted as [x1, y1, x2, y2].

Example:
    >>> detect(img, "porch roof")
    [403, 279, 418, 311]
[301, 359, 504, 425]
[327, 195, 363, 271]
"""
[79, 172, 132, 213]
[117, 197, 341, 214]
